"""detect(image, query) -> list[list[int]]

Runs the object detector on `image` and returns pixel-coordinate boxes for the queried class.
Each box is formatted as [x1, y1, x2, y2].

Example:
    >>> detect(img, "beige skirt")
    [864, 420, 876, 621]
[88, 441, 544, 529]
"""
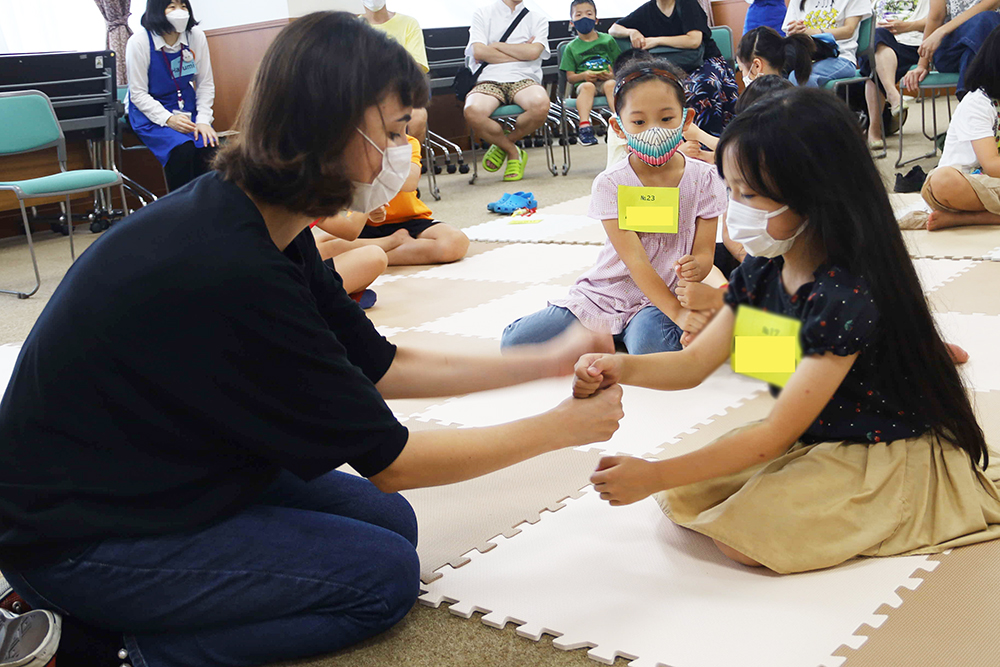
[655, 428, 1000, 573]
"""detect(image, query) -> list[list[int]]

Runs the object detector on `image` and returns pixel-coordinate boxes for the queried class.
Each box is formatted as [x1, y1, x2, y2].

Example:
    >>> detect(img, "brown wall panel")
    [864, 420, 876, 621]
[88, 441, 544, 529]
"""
[204, 19, 290, 132]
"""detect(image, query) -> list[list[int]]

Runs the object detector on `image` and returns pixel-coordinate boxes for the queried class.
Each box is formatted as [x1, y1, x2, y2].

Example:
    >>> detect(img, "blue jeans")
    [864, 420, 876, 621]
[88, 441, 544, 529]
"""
[2, 471, 420, 667]
[799, 57, 859, 87]
[501, 305, 683, 354]
[933, 11, 1000, 94]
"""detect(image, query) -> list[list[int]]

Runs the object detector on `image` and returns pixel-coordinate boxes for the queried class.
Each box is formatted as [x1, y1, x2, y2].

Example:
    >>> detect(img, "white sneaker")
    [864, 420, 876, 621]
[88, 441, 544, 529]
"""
[0, 609, 60, 667]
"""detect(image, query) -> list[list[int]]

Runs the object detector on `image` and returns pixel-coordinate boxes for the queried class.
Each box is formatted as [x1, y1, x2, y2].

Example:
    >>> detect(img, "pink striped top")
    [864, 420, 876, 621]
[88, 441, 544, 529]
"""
[549, 155, 727, 334]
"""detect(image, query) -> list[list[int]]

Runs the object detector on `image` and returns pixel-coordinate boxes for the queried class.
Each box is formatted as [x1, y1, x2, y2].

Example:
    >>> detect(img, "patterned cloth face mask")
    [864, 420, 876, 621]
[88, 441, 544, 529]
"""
[615, 113, 689, 167]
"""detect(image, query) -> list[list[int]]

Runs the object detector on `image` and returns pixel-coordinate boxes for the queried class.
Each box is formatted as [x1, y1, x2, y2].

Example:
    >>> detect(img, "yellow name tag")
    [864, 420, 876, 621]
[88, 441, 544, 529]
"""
[617, 185, 679, 233]
[731, 305, 802, 387]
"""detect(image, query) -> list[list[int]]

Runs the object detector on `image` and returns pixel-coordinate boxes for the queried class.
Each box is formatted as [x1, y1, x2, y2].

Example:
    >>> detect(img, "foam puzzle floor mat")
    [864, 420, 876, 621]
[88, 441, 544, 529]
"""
[928, 260, 1000, 315]
[932, 313, 1000, 393]
[402, 447, 606, 583]
[902, 226, 1000, 260]
[421, 487, 943, 667]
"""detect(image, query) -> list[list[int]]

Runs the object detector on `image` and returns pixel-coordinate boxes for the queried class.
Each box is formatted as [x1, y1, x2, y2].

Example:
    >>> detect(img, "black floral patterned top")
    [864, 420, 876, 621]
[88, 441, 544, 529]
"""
[724, 256, 929, 444]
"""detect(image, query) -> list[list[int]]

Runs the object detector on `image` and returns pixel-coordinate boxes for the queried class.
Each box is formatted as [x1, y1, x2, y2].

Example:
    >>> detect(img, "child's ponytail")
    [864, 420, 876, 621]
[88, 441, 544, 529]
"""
[783, 34, 816, 85]
[736, 27, 814, 85]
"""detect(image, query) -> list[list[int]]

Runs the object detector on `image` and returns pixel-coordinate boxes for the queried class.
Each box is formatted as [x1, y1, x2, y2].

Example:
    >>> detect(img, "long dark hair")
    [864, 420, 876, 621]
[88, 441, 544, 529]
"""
[213, 12, 429, 217]
[717, 88, 988, 469]
[963, 23, 1000, 99]
[734, 74, 794, 114]
[141, 0, 199, 36]
[737, 26, 814, 85]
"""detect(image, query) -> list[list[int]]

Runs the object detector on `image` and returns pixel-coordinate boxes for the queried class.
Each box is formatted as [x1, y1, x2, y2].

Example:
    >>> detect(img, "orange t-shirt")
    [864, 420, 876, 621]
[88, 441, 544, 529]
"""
[371, 136, 433, 226]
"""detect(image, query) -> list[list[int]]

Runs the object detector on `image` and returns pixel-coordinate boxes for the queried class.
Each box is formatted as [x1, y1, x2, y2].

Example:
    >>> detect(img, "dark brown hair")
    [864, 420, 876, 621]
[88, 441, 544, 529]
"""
[214, 12, 429, 217]
[737, 26, 814, 86]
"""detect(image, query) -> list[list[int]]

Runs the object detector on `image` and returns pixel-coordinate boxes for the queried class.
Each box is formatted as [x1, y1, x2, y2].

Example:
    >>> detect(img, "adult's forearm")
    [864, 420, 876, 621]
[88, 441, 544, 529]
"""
[376, 346, 562, 400]
[472, 43, 518, 64]
[646, 34, 701, 49]
[494, 42, 545, 61]
[370, 414, 564, 492]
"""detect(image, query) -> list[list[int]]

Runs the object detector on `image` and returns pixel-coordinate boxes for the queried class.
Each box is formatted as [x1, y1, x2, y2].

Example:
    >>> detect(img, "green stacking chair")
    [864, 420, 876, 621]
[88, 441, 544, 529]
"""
[0, 90, 125, 298]
[896, 68, 961, 168]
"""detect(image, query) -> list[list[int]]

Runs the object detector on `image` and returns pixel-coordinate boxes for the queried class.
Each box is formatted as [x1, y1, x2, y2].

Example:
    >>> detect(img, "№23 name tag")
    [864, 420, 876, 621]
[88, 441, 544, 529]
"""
[617, 185, 679, 233]
[731, 305, 802, 388]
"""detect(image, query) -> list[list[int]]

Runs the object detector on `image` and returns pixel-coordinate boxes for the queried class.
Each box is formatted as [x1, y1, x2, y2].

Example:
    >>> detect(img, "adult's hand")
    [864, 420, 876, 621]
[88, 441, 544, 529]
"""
[918, 27, 946, 59]
[367, 205, 388, 224]
[166, 113, 197, 134]
[194, 123, 219, 147]
[551, 384, 624, 447]
[546, 323, 615, 377]
[902, 63, 928, 91]
[629, 29, 647, 49]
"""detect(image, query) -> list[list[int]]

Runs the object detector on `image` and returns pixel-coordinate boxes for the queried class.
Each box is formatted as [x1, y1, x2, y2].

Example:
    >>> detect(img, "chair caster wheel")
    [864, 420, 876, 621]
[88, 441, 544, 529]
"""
[446, 164, 457, 174]
[421, 164, 427, 174]
[533, 138, 544, 148]
[458, 164, 470, 174]
[433, 166, 442, 175]
[569, 136, 578, 145]
[51, 222, 69, 236]
[559, 137, 567, 146]
[90, 220, 104, 234]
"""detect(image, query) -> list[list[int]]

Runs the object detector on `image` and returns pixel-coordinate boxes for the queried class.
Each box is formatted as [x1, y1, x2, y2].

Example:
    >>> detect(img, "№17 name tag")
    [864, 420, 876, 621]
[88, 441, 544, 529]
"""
[617, 185, 679, 233]
[731, 305, 802, 387]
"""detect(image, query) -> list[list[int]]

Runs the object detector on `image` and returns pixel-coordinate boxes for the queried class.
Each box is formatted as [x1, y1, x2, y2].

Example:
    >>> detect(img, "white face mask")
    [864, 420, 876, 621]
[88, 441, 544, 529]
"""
[740, 70, 755, 87]
[363, 0, 387, 10]
[726, 199, 808, 258]
[350, 129, 411, 214]
[166, 9, 190, 33]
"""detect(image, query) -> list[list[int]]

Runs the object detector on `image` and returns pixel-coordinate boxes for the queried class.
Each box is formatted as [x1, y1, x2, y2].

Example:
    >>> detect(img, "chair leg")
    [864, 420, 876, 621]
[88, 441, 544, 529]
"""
[469, 129, 479, 185]
[0, 201, 41, 299]
[66, 196, 76, 262]
[119, 183, 130, 218]
[544, 123, 557, 177]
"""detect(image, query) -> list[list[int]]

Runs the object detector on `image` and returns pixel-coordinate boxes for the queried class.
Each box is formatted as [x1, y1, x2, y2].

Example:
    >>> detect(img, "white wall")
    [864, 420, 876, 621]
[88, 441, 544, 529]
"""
[128, 0, 290, 33]
[289, 0, 641, 28]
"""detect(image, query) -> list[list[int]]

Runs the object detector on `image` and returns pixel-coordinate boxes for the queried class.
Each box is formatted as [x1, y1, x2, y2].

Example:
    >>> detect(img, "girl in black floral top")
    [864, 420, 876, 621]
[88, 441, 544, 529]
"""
[572, 87, 1000, 574]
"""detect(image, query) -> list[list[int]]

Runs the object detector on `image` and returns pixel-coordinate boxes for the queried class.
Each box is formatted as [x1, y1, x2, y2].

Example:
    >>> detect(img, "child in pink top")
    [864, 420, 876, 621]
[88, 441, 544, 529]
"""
[502, 61, 726, 354]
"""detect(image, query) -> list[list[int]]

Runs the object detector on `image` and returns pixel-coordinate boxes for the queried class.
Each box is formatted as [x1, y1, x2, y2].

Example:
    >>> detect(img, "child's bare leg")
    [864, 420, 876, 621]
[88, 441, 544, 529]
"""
[602, 79, 617, 113]
[385, 224, 470, 266]
[330, 246, 389, 294]
[713, 539, 764, 567]
[576, 81, 597, 121]
[923, 167, 1000, 230]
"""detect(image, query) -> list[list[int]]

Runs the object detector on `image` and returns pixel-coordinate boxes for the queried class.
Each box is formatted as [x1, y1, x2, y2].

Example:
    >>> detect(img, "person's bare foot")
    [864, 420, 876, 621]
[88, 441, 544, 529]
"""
[927, 210, 966, 231]
[946, 342, 969, 364]
[676, 280, 724, 311]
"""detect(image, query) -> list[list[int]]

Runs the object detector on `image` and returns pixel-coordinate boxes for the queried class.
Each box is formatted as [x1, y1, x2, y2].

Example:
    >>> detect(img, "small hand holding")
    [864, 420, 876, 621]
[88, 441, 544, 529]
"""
[573, 353, 622, 398]
[590, 455, 660, 505]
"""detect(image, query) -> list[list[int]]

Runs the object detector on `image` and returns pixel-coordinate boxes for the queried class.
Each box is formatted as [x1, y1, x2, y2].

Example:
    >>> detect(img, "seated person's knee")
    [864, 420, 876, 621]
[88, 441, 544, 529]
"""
[578, 81, 596, 95]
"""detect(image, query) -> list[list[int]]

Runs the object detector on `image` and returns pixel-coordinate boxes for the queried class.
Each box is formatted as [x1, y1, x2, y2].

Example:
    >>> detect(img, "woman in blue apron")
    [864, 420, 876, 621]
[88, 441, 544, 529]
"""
[125, 0, 218, 192]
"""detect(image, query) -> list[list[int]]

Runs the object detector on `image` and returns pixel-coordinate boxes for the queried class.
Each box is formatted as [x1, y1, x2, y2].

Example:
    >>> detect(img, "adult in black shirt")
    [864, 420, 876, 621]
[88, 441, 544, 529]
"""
[0, 13, 623, 667]
[611, 0, 739, 135]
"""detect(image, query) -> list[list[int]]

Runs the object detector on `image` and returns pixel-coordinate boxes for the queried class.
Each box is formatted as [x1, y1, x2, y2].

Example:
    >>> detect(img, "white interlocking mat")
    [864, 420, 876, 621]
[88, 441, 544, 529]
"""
[412, 367, 765, 458]
[412, 284, 570, 340]
[932, 313, 1000, 392]
[421, 487, 941, 667]
[409, 244, 602, 284]
[463, 214, 605, 245]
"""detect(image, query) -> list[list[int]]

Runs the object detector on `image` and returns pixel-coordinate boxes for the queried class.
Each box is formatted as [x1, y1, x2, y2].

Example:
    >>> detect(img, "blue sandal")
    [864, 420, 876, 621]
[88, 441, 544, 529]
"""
[494, 191, 536, 214]
[487, 193, 514, 212]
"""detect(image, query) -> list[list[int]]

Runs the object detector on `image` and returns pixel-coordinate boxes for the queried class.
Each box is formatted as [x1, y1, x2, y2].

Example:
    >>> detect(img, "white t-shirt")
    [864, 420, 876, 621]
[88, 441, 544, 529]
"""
[939, 89, 1000, 172]
[125, 27, 215, 127]
[466, 0, 551, 84]
[875, 0, 930, 47]
[783, 0, 872, 65]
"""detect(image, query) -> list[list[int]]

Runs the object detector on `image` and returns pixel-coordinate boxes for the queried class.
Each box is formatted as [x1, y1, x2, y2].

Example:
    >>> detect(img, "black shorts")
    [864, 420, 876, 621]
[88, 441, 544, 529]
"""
[359, 218, 441, 239]
[859, 28, 920, 93]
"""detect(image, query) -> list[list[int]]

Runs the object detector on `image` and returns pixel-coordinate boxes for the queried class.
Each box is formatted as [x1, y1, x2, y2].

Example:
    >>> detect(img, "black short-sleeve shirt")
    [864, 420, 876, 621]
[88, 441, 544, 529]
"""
[724, 256, 929, 444]
[618, 0, 722, 60]
[0, 172, 409, 564]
